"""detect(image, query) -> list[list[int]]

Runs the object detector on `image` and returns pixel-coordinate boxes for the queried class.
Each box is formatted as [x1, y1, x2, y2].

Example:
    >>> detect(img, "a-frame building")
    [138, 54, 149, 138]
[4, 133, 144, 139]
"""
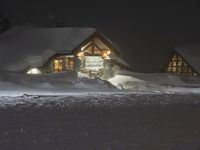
[162, 45, 200, 76]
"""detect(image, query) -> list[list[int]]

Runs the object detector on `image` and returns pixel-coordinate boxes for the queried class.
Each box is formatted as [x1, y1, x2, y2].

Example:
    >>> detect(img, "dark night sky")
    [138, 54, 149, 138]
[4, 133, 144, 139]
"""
[1, 0, 200, 72]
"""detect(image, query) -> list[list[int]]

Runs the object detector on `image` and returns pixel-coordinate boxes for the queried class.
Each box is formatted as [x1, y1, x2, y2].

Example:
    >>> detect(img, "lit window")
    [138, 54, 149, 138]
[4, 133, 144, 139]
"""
[167, 67, 171, 71]
[172, 67, 176, 72]
[172, 55, 176, 61]
[65, 57, 74, 70]
[54, 59, 63, 72]
[26, 68, 42, 74]
[166, 54, 197, 75]
[178, 61, 182, 66]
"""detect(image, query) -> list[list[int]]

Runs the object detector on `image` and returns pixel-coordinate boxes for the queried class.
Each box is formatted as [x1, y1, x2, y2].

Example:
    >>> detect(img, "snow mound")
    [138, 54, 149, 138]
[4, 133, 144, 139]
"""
[0, 71, 117, 96]
[1, 69, 200, 97]
[108, 70, 200, 93]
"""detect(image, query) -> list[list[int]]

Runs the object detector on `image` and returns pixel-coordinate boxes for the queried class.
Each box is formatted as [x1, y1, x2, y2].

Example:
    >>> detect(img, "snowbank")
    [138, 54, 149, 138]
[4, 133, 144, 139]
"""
[0, 70, 200, 97]
[108, 70, 200, 93]
[0, 71, 117, 96]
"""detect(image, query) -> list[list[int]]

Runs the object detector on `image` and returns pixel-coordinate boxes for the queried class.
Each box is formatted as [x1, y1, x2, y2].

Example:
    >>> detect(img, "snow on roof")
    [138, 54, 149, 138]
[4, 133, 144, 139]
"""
[174, 43, 200, 74]
[111, 56, 131, 69]
[0, 26, 97, 71]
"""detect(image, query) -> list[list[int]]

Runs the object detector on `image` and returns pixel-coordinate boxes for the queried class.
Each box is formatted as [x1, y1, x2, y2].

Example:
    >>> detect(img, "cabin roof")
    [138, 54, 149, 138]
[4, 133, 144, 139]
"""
[174, 43, 200, 74]
[0, 26, 118, 71]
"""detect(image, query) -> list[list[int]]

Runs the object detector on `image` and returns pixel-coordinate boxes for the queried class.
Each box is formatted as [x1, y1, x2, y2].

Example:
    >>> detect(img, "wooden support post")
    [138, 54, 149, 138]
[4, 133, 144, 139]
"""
[92, 39, 94, 55]
[90, 70, 92, 78]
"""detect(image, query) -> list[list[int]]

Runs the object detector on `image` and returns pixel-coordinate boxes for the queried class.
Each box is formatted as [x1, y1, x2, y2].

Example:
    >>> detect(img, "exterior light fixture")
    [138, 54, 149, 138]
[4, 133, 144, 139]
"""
[26, 68, 42, 74]
[77, 51, 84, 59]
[81, 47, 84, 51]
[107, 50, 111, 55]
[102, 50, 111, 58]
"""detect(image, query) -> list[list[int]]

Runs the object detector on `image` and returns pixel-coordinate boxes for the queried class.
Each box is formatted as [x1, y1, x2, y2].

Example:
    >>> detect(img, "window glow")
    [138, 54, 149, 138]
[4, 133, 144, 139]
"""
[46, 56, 75, 73]
[166, 54, 197, 75]
[54, 59, 63, 72]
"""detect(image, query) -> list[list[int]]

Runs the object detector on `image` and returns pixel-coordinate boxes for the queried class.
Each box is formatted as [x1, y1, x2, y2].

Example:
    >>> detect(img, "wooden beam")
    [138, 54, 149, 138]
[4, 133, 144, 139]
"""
[92, 39, 94, 55]
[82, 43, 92, 51]
[93, 42, 102, 51]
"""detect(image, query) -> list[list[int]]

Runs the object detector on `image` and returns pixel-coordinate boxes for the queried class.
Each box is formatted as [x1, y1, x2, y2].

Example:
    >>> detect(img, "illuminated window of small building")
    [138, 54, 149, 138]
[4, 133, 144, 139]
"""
[178, 56, 182, 61]
[52, 55, 75, 73]
[178, 61, 182, 66]
[172, 55, 177, 61]
[166, 53, 197, 75]
[177, 67, 182, 72]
[167, 66, 171, 72]
[65, 56, 74, 71]
[172, 67, 176, 72]
[26, 68, 42, 74]
[54, 59, 63, 72]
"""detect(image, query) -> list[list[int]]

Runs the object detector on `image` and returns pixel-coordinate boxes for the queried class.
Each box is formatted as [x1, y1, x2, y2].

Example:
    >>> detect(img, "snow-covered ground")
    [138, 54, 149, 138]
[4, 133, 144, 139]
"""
[0, 92, 200, 108]
[0, 93, 200, 150]
[0, 71, 200, 150]
[0, 70, 200, 98]
[0, 71, 118, 97]
[109, 70, 200, 93]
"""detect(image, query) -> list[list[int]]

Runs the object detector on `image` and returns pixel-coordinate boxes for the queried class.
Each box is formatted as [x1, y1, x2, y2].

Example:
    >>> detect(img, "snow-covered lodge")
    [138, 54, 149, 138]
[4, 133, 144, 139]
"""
[2, 26, 200, 78]
[0, 26, 131, 79]
[162, 44, 200, 76]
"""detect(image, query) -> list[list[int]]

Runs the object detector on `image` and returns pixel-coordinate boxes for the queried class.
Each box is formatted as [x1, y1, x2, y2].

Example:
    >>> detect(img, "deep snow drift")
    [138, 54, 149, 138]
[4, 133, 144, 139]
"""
[0, 70, 200, 97]
[0, 71, 200, 150]
[0, 71, 118, 96]
[109, 70, 200, 93]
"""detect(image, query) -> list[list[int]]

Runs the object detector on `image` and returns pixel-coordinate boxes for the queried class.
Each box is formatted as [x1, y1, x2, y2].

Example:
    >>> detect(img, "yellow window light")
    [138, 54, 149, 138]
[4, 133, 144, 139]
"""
[54, 59, 63, 72]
